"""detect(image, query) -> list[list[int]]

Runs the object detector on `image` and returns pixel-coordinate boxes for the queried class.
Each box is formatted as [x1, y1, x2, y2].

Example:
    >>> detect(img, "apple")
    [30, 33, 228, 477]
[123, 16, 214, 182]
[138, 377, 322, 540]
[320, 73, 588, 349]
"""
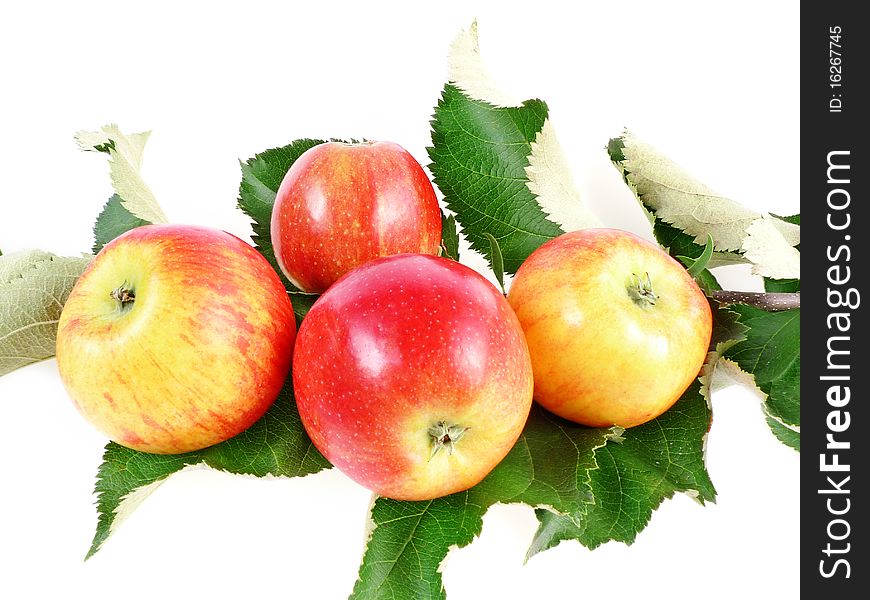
[293, 254, 533, 500]
[507, 228, 712, 428]
[270, 141, 442, 293]
[55, 224, 296, 454]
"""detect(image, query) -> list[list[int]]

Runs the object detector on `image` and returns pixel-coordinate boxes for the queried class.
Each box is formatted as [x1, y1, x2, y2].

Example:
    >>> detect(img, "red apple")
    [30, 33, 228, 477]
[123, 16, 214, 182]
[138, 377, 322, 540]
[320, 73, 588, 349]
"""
[270, 141, 442, 293]
[507, 228, 712, 428]
[293, 254, 533, 500]
[56, 224, 296, 454]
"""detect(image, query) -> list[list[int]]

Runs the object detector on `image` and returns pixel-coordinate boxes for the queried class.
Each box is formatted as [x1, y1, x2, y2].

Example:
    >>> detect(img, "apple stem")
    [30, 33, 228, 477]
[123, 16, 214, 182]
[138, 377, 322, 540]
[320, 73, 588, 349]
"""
[626, 272, 658, 309]
[428, 421, 470, 459]
[711, 290, 800, 312]
[110, 283, 135, 312]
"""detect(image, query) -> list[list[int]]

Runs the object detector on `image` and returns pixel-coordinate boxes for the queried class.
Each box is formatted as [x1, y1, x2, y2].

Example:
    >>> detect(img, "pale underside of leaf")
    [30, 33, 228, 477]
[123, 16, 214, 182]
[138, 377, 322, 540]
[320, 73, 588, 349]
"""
[742, 214, 801, 279]
[0, 251, 91, 377]
[446, 21, 599, 236]
[447, 20, 516, 108]
[526, 120, 602, 231]
[76, 124, 168, 224]
[619, 133, 800, 252]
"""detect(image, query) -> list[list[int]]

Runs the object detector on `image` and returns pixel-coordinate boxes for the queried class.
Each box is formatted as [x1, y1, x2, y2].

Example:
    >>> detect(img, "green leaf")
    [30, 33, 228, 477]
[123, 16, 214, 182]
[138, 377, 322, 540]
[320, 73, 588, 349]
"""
[439, 213, 460, 261]
[764, 277, 800, 293]
[709, 301, 749, 355]
[724, 305, 800, 448]
[92, 194, 152, 253]
[482, 232, 505, 293]
[655, 220, 720, 294]
[87, 377, 330, 558]
[0, 251, 91, 377]
[76, 125, 168, 224]
[650, 218, 721, 289]
[435, 23, 599, 273]
[772, 213, 801, 227]
[691, 268, 722, 295]
[350, 407, 616, 600]
[655, 219, 706, 262]
[427, 23, 601, 276]
[428, 84, 561, 275]
[764, 409, 800, 451]
[572, 379, 715, 546]
[237, 139, 327, 289]
[527, 304, 741, 559]
[677, 234, 721, 295]
[681, 234, 714, 279]
[528, 378, 716, 555]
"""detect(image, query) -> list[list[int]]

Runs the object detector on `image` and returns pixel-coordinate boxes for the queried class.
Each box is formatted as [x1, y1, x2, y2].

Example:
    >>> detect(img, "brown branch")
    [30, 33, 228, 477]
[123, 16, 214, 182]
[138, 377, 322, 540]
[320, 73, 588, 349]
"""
[710, 290, 800, 312]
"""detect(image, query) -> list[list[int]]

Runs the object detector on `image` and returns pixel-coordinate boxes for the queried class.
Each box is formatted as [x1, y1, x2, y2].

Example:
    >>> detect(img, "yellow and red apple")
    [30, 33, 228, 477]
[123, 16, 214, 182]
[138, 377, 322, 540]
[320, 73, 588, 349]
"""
[508, 228, 712, 428]
[56, 224, 296, 454]
[270, 141, 442, 293]
[293, 254, 534, 500]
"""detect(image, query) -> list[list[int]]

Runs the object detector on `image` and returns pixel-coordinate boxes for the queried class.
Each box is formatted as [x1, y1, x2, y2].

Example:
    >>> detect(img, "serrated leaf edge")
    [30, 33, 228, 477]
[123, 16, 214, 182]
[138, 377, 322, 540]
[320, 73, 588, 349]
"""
[447, 21, 599, 237]
[75, 124, 168, 225]
[718, 357, 800, 434]
[0, 252, 91, 377]
[526, 120, 602, 232]
[522, 426, 623, 562]
[742, 214, 801, 279]
[447, 20, 516, 108]
[609, 131, 800, 272]
[88, 475, 173, 559]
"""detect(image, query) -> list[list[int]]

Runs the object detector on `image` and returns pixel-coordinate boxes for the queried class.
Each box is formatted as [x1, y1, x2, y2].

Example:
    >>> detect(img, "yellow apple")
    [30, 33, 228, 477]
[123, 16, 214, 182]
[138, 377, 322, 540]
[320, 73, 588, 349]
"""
[56, 224, 296, 453]
[508, 229, 712, 428]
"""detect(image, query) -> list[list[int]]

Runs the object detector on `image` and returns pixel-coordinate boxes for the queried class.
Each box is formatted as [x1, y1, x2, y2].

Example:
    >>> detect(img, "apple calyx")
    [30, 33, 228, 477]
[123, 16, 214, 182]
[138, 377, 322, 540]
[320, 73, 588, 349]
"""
[626, 272, 658, 309]
[428, 421, 470, 459]
[110, 283, 135, 312]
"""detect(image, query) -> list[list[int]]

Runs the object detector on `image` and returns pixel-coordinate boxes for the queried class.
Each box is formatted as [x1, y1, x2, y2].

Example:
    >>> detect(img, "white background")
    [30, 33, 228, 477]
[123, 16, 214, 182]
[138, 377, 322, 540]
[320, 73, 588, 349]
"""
[0, 1, 799, 599]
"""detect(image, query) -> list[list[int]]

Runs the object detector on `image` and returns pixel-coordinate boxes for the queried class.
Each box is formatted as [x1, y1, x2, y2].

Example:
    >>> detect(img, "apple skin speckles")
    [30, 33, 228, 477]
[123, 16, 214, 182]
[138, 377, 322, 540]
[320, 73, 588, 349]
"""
[508, 228, 712, 428]
[293, 254, 533, 501]
[271, 141, 442, 293]
[56, 224, 297, 454]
